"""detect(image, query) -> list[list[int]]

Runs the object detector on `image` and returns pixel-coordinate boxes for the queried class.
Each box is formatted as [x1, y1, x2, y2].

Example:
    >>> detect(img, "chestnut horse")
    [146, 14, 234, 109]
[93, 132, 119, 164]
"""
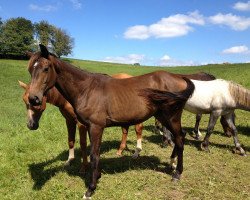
[27, 44, 194, 198]
[19, 74, 143, 172]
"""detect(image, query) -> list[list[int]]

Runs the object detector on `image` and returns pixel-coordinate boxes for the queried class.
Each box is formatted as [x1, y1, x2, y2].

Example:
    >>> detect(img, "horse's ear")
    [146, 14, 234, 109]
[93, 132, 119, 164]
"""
[18, 80, 27, 90]
[39, 44, 49, 58]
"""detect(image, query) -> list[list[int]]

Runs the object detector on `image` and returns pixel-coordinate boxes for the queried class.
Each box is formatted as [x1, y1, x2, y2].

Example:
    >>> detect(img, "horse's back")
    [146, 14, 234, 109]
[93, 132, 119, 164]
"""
[185, 79, 236, 114]
[104, 71, 188, 124]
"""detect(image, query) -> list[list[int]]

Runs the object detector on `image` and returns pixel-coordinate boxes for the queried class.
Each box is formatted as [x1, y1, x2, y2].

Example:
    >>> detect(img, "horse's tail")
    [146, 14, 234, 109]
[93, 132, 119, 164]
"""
[229, 82, 250, 111]
[141, 77, 194, 107]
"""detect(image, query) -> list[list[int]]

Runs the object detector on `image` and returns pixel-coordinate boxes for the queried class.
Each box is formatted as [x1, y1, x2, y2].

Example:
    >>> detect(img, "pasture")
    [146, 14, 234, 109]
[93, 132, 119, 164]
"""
[0, 59, 249, 200]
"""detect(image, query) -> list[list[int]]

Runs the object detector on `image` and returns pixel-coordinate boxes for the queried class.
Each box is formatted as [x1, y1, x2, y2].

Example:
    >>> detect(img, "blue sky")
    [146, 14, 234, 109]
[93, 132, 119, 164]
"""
[1, 0, 250, 66]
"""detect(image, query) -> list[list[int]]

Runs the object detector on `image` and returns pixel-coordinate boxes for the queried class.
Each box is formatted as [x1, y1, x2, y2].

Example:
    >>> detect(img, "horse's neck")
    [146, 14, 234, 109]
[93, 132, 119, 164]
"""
[46, 87, 67, 108]
[230, 82, 250, 111]
[54, 60, 92, 107]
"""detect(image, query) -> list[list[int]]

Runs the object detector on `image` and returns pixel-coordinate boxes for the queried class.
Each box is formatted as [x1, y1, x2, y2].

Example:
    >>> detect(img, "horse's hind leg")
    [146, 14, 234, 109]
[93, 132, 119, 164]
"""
[161, 113, 185, 181]
[155, 118, 174, 147]
[224, 113, 246, 156]
[78, 123, 89, 173]
[154, 118, 162, 134]
[117, 126, 129, 156]
[162, 126, 174, 147]
[201, 113, 219, 152]
[220, 112, 236, 137]
[193, 114, 202, 140]
[132, 123, 143, 159]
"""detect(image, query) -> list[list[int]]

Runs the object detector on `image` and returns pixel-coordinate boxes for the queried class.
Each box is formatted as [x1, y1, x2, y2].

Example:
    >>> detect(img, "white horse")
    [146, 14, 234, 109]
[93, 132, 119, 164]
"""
[184, 79, 250, 155]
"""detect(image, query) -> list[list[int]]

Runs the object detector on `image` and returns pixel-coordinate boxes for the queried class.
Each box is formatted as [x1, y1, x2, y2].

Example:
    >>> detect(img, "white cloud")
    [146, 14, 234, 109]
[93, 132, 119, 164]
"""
[233, 1, 250, 11]
[209, 13, 250, 30]
[124, 25, 149, 40]
[222, 45, 249, 54]
[159, 54, 196, 66]
[29, 4, 58, 12]
[124, 11, 205, 40]
[103, 54, 145, 64]
[70, 0, 82, 10]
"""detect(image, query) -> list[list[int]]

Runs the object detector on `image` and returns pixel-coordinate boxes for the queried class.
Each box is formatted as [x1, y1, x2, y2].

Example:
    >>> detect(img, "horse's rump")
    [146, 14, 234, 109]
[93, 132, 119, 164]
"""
[140, 77, 194, 108]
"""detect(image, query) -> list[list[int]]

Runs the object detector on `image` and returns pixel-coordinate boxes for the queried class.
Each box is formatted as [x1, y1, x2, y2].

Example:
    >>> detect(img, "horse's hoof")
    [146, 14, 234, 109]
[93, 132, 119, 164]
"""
[83, 194, 91, 200]
[64, 158, 74, 166]
[225, 131, 232, 137]
[132, 153, 139, 159]
[83, 189, 94, 199]
[232, 148, 247, 156]
[200, 142, 210, 152]
[161, 142, 168, 148]
[116, 151, 122, 157]
[171, 171, 181, 181]
[195, 135, 201, 141]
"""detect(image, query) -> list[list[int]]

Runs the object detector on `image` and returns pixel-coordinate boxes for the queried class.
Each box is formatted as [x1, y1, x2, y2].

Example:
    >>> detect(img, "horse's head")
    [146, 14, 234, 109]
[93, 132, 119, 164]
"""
[19, 81, 47, 130]
[28, 44, 57, 107]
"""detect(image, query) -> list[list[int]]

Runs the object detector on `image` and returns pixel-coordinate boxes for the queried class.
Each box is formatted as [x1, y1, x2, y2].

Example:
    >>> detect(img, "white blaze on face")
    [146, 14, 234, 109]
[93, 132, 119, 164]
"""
[28, 108, 34, 120]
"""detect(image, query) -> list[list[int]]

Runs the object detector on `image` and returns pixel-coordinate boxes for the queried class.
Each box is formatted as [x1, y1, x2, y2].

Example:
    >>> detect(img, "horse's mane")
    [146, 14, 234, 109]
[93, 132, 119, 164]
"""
[228, 81, 250, 111]
[199, 72, 216, 80]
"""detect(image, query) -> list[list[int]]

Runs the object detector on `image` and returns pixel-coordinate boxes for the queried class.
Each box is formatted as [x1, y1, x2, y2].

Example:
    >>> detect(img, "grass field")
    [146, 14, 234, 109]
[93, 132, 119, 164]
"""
[0, 59, 249, 200]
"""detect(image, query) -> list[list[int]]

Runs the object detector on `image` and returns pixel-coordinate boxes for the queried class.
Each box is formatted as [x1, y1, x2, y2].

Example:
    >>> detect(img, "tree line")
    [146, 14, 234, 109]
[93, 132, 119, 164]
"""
[0, 17, 74, 59]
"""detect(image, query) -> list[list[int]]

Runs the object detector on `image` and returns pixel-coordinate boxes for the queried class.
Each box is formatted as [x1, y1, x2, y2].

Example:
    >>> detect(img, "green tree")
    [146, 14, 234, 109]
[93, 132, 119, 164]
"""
[50, 26, 74, 57]
[34, 20, 51, 47]
[0, 17, 34, 56]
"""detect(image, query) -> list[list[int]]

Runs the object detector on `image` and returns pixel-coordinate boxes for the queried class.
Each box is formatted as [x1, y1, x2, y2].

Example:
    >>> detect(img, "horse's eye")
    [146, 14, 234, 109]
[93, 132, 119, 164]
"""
[44, 67, 49, 72]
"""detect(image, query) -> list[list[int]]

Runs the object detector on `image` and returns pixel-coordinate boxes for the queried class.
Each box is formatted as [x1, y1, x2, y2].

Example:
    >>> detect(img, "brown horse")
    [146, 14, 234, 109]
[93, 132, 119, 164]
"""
[19, 74, 143, 172]
[27, 44, 194, 198]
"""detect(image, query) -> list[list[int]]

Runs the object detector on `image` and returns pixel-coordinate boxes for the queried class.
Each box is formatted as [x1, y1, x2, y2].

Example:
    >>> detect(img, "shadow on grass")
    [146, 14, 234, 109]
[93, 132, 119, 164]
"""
[28, 140, 172, 191]
[143, 126, 250, 153]
[237, 125, 250, 137]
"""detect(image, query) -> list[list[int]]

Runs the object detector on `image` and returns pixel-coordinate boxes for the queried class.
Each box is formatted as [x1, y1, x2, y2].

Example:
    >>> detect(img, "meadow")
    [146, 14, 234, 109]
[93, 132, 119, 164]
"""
[0, 58, 249, 200]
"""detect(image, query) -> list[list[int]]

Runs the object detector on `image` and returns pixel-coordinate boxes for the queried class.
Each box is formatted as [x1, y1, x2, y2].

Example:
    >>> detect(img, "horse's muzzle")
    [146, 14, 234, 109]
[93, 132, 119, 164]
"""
[27, 120, 39, 130]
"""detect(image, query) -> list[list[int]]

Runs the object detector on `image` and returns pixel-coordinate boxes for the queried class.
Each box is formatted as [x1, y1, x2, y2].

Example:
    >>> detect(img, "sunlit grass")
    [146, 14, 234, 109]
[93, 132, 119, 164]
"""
[0, 59, 249, 199]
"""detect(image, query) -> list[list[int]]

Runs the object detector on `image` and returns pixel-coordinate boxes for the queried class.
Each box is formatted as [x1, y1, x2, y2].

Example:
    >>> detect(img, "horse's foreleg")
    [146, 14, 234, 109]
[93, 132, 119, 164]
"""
[224, 113, 246, 156]
[193, 114, 202, 140]
[65, 118, 77, 166]
[201, 113, 219, 152]
[132, 123, 143, 159]
[78, 123, 89, 173]
[84, 124, 103, 199]
[117, 126, 129, 156]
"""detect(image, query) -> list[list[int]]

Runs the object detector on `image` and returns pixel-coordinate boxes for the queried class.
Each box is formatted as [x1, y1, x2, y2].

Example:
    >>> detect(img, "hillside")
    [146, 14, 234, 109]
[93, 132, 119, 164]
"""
[0, 58, 249, 200]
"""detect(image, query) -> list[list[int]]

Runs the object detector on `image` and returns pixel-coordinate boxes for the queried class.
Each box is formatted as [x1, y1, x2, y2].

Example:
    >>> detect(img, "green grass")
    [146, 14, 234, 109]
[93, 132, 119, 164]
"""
[0, 58, 249, 200]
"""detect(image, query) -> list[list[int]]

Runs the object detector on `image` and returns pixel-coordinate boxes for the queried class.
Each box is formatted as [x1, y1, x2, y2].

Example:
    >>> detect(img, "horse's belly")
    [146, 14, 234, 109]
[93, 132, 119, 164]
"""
[185, 96, 212, 114]
[184, 103, 211, 114]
